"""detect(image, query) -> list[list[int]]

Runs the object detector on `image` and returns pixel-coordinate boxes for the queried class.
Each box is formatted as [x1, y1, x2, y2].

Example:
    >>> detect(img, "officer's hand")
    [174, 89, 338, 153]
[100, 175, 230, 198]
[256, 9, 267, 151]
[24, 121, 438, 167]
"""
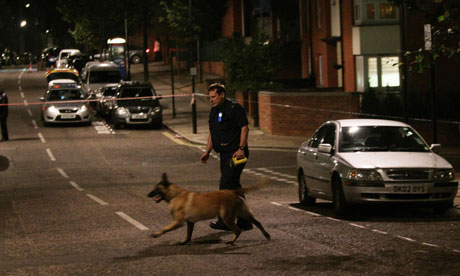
[200, 152, 210, 163]
[233, 149, 245, 160]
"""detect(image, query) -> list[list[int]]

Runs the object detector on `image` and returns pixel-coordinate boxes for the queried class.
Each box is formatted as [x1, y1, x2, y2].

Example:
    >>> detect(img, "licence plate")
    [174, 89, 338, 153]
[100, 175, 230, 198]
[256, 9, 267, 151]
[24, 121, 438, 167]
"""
[392, 185, 426, 193]
[132, 113, 147, 119]
[61, 114, 76, 119]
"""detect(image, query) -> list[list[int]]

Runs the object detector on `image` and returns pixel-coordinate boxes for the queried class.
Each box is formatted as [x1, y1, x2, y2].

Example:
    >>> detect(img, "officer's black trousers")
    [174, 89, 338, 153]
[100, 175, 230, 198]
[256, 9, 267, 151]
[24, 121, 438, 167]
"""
[219, 150, 249, 190]
[0, 116, 8, 140]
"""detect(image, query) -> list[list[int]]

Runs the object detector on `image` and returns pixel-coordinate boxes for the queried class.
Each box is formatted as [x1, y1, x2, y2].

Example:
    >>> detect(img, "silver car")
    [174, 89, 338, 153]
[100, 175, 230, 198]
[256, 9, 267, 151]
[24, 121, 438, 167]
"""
[40, 84, 92, 126]
[297, 119, 458, 216]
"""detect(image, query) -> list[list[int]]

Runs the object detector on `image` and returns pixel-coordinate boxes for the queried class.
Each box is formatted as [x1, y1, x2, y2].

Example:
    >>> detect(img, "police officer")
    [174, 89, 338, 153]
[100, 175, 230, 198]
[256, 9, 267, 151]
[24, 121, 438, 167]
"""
[200, 83, 252, 231]
[0, 88, 8, 142]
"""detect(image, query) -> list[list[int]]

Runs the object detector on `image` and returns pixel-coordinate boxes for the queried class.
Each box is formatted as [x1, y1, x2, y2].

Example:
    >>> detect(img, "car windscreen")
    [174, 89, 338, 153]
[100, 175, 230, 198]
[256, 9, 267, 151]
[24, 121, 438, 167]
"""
[340, 126, 429, 152]
[46, 89, 85, 101]
[89, 70, 121, 83]
[120, 87, 155, 98]
[47, 72, 79, 82]
[103, 87, 117, 96]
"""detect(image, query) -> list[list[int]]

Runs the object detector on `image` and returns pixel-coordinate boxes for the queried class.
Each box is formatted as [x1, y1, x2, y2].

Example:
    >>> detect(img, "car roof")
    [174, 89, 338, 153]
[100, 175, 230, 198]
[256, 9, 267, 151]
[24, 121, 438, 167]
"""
[118, 81, 152, 88]
[86, 61, 119, 70]
[335, 119, 410, 128]
[45, 68, 79, 77]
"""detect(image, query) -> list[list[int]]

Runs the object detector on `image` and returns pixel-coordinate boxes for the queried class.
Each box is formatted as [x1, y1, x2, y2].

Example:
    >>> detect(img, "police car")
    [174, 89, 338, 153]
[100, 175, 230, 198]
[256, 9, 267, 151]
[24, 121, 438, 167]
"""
[45, 68, 80, 89]
[39, 83, 92, 126]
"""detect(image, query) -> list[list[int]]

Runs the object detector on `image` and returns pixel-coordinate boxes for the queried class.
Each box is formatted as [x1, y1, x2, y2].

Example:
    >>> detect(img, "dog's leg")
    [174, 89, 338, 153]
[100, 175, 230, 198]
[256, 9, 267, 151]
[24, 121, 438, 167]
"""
[222, 218, 241, 245]
[179, 221, 194, 245]
[151, 220, 184, 238]
[240, 212, 271, 240]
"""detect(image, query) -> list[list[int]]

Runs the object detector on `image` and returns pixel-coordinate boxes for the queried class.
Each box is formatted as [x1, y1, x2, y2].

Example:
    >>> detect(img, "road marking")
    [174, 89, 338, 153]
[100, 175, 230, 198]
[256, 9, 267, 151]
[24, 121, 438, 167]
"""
[24, 100, 28, 106]
[93, 121, 114, 134]
[115, 211, 149, 231]
[349, 223, 366, 229]
[69, 181, 84, 192]
[56, 168, 69, 178]
[20, 92, 24, 98]
[46, 148, 56, 161]
[422, 242, 439, 248]
[396, 235, 415, 242]
[327, 217, 341, 222]
[305, 211, 321, 217]
[288, 206, 301, 212]
[270, 202, 282, 206]
[163, 131, 188, 146]
[31, 120, 38, 129]
[372, 229, 388, 235]
[38, 133, 46, 143]
[27, 109, 32, 117]
[86, 194, 108, 206]
[453, 249, 460, 254]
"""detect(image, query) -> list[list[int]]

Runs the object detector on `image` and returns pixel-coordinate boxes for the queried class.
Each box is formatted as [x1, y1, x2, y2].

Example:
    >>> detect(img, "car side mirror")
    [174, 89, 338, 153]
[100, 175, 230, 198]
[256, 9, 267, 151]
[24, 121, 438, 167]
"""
[430, 144, 441, 154]
[318, 143, 333, 154]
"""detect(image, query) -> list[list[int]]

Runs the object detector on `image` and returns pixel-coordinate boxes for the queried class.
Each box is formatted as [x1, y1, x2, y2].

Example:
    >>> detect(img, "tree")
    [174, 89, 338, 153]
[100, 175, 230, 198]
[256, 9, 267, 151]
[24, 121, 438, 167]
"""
[391, 0, 460, 72]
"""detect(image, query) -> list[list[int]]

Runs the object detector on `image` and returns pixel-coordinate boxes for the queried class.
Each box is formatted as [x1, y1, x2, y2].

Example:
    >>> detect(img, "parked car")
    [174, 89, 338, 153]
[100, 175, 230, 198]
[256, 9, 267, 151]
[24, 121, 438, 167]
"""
[16, 52, 37, 65]
[68, 53, 92, 74]
[39, 83, 92, 126]
[111, 81, 162, 129]
[95, 83, 118, 117]
[45, 68, 80, 88]
[93, 47, 148, 64]
[56, 49, 81, 68]
[1, 49, 17, 66]
[297, 119, 458, 216]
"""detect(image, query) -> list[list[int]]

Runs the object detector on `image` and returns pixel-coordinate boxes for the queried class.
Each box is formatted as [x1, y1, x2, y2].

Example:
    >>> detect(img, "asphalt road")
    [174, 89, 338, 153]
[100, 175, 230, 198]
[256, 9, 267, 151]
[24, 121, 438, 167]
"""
[0, 69, 459, 276]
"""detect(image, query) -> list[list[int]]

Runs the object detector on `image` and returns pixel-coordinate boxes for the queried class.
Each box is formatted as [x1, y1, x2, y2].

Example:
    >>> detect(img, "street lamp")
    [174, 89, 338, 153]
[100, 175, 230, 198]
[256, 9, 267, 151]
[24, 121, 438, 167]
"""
[20, 20, 27, 28]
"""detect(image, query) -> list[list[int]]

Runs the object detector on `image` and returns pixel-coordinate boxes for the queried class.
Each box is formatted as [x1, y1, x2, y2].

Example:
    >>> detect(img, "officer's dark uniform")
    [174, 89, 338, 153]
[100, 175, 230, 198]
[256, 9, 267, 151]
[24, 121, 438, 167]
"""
[0, 90, 8, 141]
[209, 98, 249, 190]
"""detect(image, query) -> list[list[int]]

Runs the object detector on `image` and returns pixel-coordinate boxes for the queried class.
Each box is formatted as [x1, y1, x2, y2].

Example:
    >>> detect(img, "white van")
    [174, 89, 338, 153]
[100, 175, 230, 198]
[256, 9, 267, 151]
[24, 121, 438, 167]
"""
[56, 49, 81, 68]
[81, 61, 122, 96]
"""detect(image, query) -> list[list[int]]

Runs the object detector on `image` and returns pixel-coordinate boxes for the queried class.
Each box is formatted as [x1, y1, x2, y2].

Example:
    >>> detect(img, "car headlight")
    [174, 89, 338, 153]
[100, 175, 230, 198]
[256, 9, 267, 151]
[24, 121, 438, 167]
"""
[79, 105, 88, 112]
[47, 105, 58, 113]
[433, 169, 455, 181]
[117, 107, 128, 116]
[347, 169, 383, 181]
[152, 106, 161, 114]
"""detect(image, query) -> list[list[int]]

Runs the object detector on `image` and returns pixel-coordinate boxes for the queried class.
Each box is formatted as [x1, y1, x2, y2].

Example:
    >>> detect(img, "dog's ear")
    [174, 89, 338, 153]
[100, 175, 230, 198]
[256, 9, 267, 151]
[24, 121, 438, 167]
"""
[161, 173, 170, 187]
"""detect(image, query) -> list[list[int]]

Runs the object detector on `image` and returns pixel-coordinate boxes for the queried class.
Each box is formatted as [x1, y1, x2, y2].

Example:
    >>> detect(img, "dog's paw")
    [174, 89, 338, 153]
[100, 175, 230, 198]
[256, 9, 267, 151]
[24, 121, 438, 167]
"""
[150, 232, 161, 238]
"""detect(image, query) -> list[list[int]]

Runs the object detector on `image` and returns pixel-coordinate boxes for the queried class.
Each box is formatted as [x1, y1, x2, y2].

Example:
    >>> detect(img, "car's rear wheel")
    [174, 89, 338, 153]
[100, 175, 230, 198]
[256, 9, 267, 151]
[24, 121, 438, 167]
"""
[298, 171, 315, 206]
[332, 176, 351, 216]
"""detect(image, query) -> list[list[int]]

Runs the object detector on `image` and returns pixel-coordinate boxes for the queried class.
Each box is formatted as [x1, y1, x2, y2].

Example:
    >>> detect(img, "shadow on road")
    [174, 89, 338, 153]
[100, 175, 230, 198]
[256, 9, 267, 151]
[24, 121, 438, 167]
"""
[289, 202, 460, 222]
[0, 155, 9, 171]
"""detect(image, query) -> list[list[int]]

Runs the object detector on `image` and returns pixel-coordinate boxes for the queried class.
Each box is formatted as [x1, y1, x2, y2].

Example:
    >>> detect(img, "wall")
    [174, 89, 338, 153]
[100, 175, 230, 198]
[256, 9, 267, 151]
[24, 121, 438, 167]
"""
[258, 91, 360, 136]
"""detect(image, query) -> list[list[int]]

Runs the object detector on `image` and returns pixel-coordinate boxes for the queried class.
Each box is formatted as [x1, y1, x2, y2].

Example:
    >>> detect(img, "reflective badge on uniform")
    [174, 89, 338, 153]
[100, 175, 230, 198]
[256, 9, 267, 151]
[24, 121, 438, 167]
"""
[218, 112, 222, 122]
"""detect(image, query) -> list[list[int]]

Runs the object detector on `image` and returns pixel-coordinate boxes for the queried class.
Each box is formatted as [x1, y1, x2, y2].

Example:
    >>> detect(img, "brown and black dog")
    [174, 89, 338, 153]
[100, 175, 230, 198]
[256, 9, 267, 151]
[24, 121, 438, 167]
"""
[147, 173, 271, 245]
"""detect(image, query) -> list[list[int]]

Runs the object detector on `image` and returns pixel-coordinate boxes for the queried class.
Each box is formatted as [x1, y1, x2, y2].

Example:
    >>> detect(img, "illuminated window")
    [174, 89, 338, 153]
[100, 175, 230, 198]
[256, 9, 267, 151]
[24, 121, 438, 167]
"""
[366, 3, 375, 20]
[380, 3, 396, 19]
[368, 57, 378, 87]
[381, 56, 399, 87]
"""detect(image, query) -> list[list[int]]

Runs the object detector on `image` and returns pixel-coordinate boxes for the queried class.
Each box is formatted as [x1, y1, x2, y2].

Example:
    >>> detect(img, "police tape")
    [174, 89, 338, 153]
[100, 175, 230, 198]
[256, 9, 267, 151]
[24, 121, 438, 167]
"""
[1, 92, 459, 126]
[0, 94, 192, 107]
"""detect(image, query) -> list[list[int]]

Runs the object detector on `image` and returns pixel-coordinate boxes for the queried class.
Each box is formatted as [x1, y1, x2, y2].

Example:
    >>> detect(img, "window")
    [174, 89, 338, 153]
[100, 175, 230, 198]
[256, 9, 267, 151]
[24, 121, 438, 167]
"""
[368, 57, 378, 88]
[310, 125, 328, 148]
[366, 3, 375, 20]
[381, 56, 399, 87]
[380, 3, 396, 19]
[318, 54, 324, 87]
[322, 125, 336, 146]
[354, 4, 361, 23]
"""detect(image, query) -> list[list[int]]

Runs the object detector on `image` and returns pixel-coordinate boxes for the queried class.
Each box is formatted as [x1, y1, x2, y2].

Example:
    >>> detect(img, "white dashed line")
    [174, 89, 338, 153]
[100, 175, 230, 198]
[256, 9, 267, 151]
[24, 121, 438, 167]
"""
[422, 242, 439, 248]
[372, 229, 388, 235]
[38, 133, 46, 143]
[305, 211, 321, 217]
[31, 120, 38, 129]
[20, 92, 24, 98]
[270, 202, 282, 206]
[349, 223, 366, 229]
[46, 148, 56, 161]
[396, 235, 416, 242]
[288, 206, 301, 212]
[69, 181, 84, 192]
[56, 168, 69, 178]
[27, 109, 32, 117]
[24, 100, 28, 106]
[453, 249, 460, 254]
[86, 194, 108, 206]
[115, 211, 149, 231]
[327, 217, 341, 222]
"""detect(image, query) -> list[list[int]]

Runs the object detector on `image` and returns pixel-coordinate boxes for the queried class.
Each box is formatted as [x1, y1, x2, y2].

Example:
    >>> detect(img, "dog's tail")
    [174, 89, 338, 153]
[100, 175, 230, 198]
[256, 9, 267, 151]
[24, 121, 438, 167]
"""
[233, 183, 265, 197]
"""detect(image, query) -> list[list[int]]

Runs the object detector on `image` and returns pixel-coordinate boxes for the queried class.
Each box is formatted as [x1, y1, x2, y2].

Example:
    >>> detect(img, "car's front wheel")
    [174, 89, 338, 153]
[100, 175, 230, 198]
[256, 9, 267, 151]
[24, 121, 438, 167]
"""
[332, 176, 351, 216]
[298, 171, 315, 206]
